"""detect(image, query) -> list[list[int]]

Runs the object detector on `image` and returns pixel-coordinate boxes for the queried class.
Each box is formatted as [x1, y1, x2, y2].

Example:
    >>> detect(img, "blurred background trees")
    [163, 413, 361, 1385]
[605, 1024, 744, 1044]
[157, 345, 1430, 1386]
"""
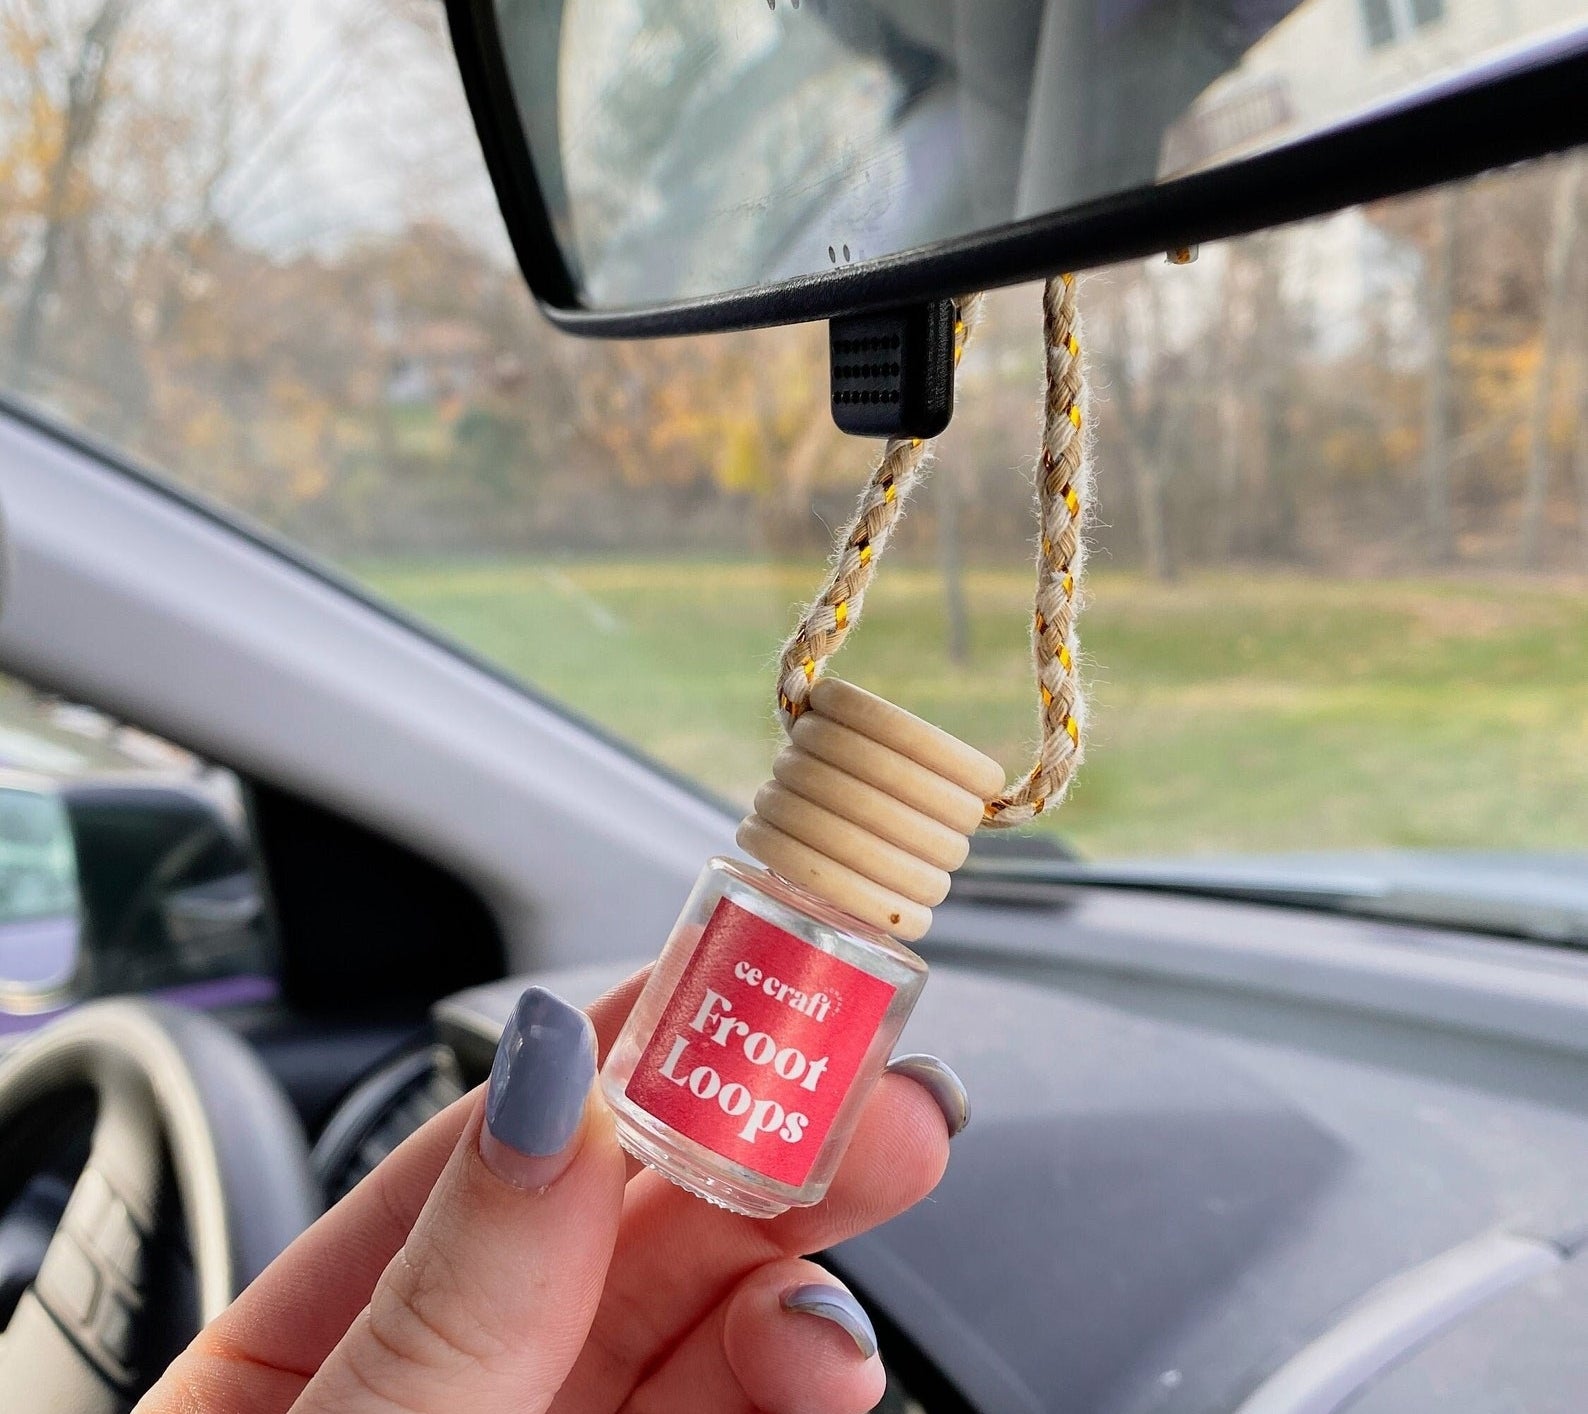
[3, 0, 1588, 577]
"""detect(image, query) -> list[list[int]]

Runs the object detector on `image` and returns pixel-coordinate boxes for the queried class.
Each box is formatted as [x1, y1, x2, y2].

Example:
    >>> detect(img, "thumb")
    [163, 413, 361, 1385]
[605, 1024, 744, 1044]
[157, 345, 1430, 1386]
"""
[291, 987, 624, 1414]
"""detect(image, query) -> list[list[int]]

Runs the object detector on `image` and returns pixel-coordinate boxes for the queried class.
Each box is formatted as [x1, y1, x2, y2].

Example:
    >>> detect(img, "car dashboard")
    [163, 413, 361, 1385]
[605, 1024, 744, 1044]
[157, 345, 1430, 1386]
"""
[299, 885, 1588, 1414]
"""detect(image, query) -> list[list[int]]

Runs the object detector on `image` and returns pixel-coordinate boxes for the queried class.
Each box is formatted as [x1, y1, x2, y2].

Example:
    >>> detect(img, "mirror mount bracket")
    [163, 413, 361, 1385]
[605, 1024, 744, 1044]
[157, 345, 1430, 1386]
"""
[829, 300, 957, 439]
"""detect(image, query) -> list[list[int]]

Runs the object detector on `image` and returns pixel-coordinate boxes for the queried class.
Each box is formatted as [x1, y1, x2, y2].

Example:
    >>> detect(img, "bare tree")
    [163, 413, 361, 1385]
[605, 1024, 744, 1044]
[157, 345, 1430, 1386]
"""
[937, 458, 972, 664]
[8, 0, 132, 391]
[1248, 232, 1299, 560]
[1093, 267, 1175, 581]
[1576, 382, 1588, 572]
[1420, 185, 1459, 565]
[1211, 256, 1249, 563]
[1519, 155, 1585, 567]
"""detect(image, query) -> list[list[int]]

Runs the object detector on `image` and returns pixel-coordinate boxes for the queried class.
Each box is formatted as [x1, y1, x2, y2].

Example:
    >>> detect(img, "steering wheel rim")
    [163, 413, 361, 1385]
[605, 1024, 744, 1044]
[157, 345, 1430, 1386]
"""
[0, 999, 319, 1411]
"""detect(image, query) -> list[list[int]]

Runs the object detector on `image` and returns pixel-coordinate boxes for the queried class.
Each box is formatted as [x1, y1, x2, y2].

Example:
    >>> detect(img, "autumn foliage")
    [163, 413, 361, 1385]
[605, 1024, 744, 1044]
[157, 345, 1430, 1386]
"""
[3, 0, 1586, 575]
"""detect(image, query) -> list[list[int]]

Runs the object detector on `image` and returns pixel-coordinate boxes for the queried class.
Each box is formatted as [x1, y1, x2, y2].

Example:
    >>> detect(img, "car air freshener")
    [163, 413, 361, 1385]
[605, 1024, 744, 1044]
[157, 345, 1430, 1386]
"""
[602, 275, 1092, 1216]
[601, 678, 1003, 1216]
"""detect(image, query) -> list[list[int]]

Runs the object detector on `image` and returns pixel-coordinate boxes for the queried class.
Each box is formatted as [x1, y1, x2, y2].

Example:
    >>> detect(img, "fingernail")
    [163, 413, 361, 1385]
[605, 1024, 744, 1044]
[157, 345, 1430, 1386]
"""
[480, 986, 597, 1189]
[886, 1053, 970, 1138]
[781, 1283, 879, 1360]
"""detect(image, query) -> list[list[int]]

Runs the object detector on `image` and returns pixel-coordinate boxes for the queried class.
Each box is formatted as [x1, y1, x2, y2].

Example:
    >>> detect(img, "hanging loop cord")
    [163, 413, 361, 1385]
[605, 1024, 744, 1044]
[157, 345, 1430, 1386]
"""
[775, 292, 986, 725]
[983, 273, 1089, 827]
[775, 273, 1091, 829]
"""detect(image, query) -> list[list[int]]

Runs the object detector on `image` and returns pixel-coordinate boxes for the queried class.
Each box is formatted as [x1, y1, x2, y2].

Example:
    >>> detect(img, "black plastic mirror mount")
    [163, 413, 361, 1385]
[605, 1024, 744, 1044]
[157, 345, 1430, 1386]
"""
[445, 0, 1588, 341]
[829, 301, 958, 440]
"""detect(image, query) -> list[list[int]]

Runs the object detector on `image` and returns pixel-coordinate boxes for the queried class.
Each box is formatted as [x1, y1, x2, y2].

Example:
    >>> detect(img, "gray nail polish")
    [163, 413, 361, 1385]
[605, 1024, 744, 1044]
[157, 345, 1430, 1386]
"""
[485, 986, 597, 1160]
[886, 1053, 970, 1137]
[782, 1283, 879, 1360]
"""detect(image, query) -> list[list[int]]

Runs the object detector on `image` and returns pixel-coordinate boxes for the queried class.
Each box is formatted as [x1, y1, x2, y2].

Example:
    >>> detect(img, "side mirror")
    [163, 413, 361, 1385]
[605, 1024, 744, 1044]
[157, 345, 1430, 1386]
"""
[0, 775, 271, 1016]
[0, 784, 80, 1014]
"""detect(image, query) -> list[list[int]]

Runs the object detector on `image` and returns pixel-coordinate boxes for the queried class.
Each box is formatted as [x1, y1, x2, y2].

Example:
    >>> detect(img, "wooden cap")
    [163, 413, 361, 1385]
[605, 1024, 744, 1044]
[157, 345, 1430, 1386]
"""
[737, 682, 1004, 941]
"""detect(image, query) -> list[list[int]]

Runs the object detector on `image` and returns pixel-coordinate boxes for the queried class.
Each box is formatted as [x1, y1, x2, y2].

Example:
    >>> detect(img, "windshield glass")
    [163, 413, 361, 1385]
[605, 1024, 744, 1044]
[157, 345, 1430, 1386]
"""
[2, 0, 1585, 874]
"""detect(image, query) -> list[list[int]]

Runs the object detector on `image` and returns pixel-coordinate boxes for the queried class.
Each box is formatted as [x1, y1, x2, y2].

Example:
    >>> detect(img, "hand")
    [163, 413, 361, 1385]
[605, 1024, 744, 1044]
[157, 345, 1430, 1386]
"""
[135, 970, 968, 1414]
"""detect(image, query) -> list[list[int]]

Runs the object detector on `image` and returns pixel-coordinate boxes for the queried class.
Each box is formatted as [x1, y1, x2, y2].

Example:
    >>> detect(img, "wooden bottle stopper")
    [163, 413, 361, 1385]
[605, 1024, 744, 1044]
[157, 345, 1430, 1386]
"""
[736, 680, 1004, 942]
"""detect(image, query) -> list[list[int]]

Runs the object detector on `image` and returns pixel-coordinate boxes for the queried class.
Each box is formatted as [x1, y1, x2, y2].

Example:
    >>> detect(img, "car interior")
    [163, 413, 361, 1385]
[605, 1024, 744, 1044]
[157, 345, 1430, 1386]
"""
[2, 0, 1588, 1410]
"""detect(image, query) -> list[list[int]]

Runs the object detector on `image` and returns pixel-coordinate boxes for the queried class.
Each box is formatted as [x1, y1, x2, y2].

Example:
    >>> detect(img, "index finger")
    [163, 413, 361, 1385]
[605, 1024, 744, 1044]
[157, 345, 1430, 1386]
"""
[136, 966, 655, 1414]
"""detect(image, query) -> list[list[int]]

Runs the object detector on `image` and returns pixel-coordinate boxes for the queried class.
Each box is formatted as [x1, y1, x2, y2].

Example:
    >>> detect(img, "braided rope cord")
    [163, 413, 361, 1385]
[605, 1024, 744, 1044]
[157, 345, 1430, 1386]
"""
[775, 292, 986, 724]
[983, 273, 1089, 826]
[776, 274, 1090, 829]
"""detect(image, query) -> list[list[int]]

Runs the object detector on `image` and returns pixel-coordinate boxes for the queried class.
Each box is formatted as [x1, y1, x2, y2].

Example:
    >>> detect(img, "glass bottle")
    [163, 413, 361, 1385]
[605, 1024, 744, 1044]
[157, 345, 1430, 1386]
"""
[600, 679, 1002, 1218]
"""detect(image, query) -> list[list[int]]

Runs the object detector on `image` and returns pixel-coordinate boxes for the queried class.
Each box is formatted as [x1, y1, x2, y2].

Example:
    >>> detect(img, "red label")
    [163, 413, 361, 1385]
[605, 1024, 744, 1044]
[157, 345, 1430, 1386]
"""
[626, 897, 896, 1187]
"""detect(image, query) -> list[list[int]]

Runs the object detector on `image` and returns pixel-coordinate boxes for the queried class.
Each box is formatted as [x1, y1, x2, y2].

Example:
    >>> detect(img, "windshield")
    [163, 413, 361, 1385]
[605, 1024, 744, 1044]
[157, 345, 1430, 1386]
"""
[2, 1, 1586, 881]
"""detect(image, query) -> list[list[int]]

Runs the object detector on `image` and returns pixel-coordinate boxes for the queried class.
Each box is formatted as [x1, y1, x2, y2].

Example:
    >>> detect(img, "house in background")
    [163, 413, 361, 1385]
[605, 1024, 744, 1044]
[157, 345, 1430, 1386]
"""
[385, 320, 491, 408]
[1163, 0, 1583, 176]
[1157, 0, 1583, 362]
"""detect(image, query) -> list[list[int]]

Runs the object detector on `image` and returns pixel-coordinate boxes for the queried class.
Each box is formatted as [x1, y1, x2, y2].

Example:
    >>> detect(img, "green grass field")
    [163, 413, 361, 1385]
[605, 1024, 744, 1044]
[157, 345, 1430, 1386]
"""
[361, 560, 1588, 859]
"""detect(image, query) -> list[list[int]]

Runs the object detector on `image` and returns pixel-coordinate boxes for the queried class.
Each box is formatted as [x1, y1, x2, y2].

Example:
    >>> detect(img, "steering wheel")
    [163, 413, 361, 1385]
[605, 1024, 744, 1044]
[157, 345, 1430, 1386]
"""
[0, 1000, 320, 1412]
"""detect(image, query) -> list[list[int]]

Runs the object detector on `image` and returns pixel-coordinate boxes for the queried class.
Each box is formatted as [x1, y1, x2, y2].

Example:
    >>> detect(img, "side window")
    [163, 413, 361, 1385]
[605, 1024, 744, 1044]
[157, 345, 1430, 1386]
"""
[1359, 0, 1445, 48]
[0, 675, 275, 1028]
[1359, 0, 1398, 46]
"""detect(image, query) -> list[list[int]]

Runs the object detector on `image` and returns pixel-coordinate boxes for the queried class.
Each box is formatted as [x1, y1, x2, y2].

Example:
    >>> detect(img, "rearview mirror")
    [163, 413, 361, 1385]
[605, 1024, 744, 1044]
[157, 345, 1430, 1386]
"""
[447, 0, 1588, 336]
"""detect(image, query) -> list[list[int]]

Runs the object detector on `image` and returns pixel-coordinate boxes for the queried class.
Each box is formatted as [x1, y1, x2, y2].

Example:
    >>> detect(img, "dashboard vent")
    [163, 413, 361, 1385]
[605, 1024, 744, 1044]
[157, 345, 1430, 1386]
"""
[311, 1046, 466, 1205]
